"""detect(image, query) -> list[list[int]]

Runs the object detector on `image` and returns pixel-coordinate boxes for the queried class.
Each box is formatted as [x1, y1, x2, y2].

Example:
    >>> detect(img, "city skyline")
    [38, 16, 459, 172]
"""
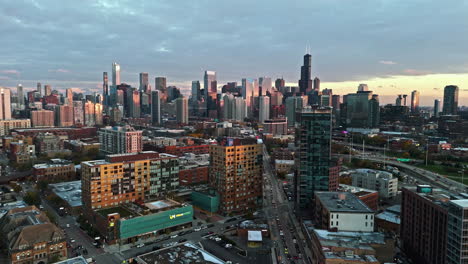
[1, 1, 468, 105]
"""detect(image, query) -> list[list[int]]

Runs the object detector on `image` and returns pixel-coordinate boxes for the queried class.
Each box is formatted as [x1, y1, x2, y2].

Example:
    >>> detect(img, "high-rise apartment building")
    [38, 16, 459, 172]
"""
[299, 53, 312, 94]
[434, 99, 440, 118]
[176, 97, 189, 124]
[17, 84, 24, 109]
[81, 151, 179, 210]
[410, 90, 420, 113]
[73, 101, 84, 125]
[344, 89, 379, 129]
[84, 101, 96, 126]
[209, 139, 263, 215]
[66, 88, 73, 105]
[295, 107, 332, 211]
[37, 82, 42, 96]
[112, 62, 121, 86]
[0, 119, 30, 136]
[44, 84, 52, 96]
[241, 78, 258, 117]
[443, 85, 459, 115]
[447, 200, 468, 264]
[98, 126, 143, 154]
[151, 90, 161, 125]
[285, 96, 306, 127]
[55, 105, 74, 127]
[95, 103, 103, 125]
[258, 96, 270, 123]
[0, 88, 12, 120]
[401, 186, 449, 264]
[31, 110, 54, 127]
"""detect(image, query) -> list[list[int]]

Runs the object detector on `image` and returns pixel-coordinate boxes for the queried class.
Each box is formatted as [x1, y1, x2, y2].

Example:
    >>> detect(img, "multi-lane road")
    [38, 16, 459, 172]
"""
[262, 146, 311, 264]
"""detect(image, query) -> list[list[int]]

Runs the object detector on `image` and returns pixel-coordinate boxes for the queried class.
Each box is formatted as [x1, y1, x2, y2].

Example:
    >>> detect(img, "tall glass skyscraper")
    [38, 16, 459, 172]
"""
[151, 90, 161, 125]
[295, 107, 332, 212]
[443, 85, 459, 115]
[112, 62, 121, 86]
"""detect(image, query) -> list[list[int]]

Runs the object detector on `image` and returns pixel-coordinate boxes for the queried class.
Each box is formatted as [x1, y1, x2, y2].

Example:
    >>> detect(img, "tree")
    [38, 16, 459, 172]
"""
[24, 191, 41, 206]
[49, 254, 62, 263]
[11, 183, 22, 193]
[45, 210, 57, 224]
[36, 181, 49, 192]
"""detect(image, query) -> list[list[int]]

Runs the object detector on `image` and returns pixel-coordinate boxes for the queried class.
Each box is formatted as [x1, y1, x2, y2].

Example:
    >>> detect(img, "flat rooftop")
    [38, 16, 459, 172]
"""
[49, 181, 82, 207]
[316, 192, 373, 213]
[54, 256, 88, 264]
[450, 199, 468, 208]
[136, 242, 226, 264]
[145, 200, 178, 211]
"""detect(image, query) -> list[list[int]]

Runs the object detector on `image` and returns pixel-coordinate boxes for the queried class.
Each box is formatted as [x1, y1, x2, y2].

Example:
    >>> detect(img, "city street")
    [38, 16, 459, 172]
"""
[262, 145, 312, 264]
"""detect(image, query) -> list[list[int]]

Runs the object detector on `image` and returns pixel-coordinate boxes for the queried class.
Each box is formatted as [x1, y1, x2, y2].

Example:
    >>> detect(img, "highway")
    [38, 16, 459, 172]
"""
[351, 154, 467, 193]
[262, 145, 312, 264]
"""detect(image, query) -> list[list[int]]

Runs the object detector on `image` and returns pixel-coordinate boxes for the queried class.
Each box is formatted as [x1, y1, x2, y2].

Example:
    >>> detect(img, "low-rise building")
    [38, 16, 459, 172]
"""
[33, 159, 76, 182]
[351, 169, 398, 198]
[263, 118, 288, 135]
[315, 192, 375, 232]
[0, 206, 68, 264]
[178, 153, 209, 186]
[93, 199, 193, 244]
[0, 119, 31, 136]
[275, 159, 294, 174]
[338, 184, 379, 211]
[375, 205, 400, 233]
[191, 190, 220, 213]
[304, 221, 394, 264]
[134, 242, 226, 264]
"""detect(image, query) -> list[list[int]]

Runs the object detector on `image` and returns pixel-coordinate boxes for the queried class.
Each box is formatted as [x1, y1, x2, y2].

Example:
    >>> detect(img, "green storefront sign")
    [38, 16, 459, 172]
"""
[119, 206, 193, 239]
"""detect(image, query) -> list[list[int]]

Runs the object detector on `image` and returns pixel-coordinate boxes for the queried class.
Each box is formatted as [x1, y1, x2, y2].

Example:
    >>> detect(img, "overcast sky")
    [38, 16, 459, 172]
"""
[1, 0, 468, 105]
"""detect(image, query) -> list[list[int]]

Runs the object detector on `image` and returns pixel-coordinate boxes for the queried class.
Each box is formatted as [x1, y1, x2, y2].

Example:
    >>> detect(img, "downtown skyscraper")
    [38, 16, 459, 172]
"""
[443, 85, 459, 115]
[299, 53, 312, 94]
[151, 90, 161, 125]
[139, 72, 150, 93]
[411, 90, 420, 113]
[0, 88, 12, 120]
[112, 62, 121, 86]
[103, 72, 109, 108]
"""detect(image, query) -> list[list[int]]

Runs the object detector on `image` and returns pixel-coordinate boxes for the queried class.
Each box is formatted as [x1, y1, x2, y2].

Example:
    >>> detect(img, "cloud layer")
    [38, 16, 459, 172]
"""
[0, 0, 468, 100]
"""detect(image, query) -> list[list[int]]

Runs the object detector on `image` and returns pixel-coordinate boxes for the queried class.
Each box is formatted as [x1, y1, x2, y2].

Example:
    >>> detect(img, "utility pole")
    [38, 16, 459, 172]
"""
[383, 144, 386, 167]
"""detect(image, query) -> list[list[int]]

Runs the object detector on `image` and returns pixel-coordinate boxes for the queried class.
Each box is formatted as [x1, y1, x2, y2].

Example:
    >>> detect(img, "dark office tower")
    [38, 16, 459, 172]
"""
[434, 99, 440, 118]
[313, 77, 320, 92]
[126, 88, 140, 118]
[331, 95, 341, 111]
[368, 95, 380, 128]
[442, 85, 459, 115]
[151, 90, 161, 125]
[37, 82, 42, 96]
[155, 77, 167, 102]
[139, 72, 150, 93]
[295, 107, 332, 212]
[103, 72, 109, 108]
[298, 53, 312, 95]
[275, 78, 285, 90]
[17, 84, 24, 108]
[410, 90, 420, 113]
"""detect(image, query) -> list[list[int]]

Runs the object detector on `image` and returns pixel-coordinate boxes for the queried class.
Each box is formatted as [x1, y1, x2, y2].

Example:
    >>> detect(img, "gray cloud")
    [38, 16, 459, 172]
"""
[0, 0, 467, 93]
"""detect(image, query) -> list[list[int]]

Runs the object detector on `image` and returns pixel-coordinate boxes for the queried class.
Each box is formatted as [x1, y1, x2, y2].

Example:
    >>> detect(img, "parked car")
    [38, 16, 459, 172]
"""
[136, 244, 144, 248]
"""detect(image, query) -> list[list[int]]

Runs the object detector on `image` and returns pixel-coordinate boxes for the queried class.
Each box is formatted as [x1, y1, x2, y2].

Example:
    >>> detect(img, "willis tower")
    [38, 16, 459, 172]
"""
[299, 53, 312, 95]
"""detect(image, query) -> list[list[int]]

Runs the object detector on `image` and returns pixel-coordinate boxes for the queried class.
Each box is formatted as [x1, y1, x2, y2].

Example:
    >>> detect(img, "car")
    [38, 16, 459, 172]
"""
[170, 234, 178, 239]
[225, 243, 233, 248]
[136, 243, 144, 248]
[70, 239, 76, 243]
[66, 224, 70, 228]
[178, 238, 187, 243]
[201, 225, 208, 230]
[194, 227, 201, 232]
